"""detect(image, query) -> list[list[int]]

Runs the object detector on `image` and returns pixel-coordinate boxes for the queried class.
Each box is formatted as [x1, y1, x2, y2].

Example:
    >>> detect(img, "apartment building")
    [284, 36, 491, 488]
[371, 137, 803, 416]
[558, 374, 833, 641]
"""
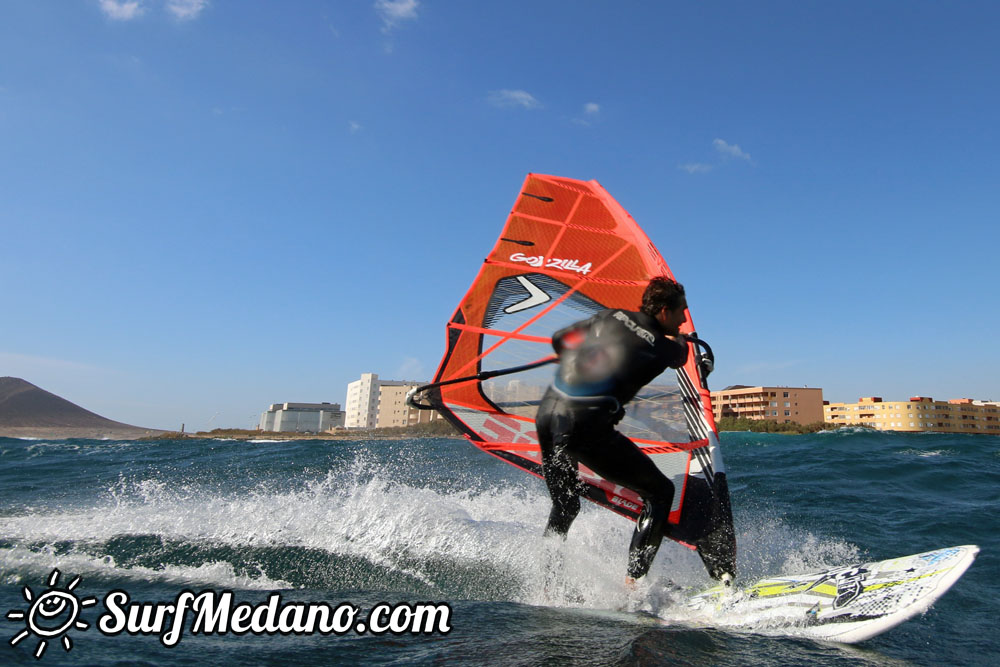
[710, 385, 825, 425]
[258, 402, 345, 433]
[345, 373, 382, 428]
[375, 384, 443, 428]
[824, 396, 1000, 435]
[345, 373, 441, 429]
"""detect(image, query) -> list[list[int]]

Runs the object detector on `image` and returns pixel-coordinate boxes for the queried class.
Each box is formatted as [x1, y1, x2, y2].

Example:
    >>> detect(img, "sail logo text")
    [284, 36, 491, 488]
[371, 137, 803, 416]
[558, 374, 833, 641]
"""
[508, 252, 592, 275]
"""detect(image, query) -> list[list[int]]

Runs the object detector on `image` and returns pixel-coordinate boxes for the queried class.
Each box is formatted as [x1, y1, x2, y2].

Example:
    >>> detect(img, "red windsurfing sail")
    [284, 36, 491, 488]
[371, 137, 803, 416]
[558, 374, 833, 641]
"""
[424, 174, 735, 578]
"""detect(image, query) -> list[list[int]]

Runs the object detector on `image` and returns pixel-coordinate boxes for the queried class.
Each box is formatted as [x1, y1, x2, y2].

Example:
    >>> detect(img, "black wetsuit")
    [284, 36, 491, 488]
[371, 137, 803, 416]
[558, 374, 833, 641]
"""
[535, 308, 688, 579]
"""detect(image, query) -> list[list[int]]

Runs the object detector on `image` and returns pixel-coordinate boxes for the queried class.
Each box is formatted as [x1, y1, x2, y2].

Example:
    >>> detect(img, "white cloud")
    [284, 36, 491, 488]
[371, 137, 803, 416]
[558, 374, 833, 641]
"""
[394, 357, 426, 381]
[680, 163, 713, 174]
[572, 102, 601, 127]
[488, 89, 542, 110]
[97, 0, 209, 22]
[376, 0, 419, 33]
[349, 121, 362, 134]
[714, 138, 752, 161]
[166, 0, 209, 20]
[681, 139, 754, 174]
[99, 0, 144, 21]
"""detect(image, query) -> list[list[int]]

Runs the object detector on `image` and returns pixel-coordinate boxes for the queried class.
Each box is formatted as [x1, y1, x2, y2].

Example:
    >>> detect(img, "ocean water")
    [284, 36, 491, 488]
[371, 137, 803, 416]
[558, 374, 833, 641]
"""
[0, 430, 995, 665]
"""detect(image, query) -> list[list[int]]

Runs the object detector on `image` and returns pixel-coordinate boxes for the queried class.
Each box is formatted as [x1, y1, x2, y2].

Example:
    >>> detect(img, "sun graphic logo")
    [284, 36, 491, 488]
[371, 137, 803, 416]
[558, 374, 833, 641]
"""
[6, 569, 97, 659]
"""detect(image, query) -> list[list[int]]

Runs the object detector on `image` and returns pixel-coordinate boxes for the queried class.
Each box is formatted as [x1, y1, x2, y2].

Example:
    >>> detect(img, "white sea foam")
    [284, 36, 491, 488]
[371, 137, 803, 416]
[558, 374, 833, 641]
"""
[897, 448, 946, 458]
[19, 440, 143, 458]
[0, 544, 291, 590]
[0, 452, 861, 624]
[815, 426, 872, 436]
[26, 442, 81, 454]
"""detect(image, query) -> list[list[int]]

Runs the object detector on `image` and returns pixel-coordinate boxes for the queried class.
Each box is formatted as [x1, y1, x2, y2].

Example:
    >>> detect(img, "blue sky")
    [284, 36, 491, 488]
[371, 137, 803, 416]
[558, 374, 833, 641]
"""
[2, 1, 998, 431]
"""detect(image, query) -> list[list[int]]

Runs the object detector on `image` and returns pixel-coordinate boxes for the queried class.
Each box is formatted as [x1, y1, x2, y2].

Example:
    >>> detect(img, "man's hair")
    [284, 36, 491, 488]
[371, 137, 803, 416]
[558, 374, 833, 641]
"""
[640, 276, 686, 316]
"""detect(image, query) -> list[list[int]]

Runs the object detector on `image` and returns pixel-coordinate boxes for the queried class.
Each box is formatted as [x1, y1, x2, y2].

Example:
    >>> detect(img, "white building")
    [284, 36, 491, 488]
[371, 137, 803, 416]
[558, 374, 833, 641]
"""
[345, 373, 440, 429]
[259, 402, 345, 433]
[346, 373, 381, 428]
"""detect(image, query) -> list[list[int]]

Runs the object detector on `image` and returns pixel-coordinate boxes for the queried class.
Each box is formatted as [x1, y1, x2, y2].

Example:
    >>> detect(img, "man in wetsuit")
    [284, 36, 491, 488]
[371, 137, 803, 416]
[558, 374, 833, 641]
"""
[535, 276, 692, 581]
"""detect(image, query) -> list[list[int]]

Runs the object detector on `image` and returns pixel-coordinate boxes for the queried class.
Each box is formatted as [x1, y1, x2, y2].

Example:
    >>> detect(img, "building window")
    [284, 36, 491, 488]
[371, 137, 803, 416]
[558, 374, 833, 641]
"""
[783, 392, 789, 398]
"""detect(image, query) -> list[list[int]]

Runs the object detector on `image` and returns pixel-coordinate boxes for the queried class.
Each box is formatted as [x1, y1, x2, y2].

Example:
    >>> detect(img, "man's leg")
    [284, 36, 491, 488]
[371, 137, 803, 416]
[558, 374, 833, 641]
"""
[626, 498, 668, 579]
[541, 436, 581, 536]
[536, 396, 581, 537]
[575, 430, 674, 578]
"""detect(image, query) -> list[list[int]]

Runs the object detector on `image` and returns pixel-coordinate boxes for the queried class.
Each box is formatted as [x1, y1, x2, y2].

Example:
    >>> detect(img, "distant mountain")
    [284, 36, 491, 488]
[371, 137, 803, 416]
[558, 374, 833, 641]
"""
[0, 377, 164, 439]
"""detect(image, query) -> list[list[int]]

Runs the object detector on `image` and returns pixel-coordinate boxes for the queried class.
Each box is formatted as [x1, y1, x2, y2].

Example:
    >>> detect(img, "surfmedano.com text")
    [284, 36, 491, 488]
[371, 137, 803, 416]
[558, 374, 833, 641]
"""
[98, 590, 452, 647]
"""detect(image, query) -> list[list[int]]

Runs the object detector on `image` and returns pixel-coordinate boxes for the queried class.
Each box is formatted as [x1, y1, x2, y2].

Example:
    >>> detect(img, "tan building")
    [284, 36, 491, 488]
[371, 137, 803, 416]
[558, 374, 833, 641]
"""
[375, 384, 442, 428]
[710, 386, 825, 425]
[346, 373, 442, 429]
[824, 396, 1000, 435]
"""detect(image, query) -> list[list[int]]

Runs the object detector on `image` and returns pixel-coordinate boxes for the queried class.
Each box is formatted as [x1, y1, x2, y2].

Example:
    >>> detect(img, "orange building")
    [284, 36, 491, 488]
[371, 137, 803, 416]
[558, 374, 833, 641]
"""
[710, 386, 825, 425]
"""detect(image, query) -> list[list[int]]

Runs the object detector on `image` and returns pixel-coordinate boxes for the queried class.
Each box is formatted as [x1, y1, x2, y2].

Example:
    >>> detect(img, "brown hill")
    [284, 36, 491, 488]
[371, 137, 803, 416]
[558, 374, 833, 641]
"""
[0, 377, 165, 439]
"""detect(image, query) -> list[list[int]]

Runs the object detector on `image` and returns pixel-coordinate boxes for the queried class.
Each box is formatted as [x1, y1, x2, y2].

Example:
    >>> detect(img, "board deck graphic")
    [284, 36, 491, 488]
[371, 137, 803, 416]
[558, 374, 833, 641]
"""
[683, 544, 979, 643]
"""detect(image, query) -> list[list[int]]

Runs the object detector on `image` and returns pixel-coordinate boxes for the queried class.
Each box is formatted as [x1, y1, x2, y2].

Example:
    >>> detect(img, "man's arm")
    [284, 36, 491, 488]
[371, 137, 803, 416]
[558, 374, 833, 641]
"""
[550, 314, 599, 354]
[662, 334, 690, 368]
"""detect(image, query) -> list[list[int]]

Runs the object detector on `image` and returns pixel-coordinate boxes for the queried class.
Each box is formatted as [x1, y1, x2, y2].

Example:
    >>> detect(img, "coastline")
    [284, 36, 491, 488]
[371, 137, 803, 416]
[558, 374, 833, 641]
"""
[1, 422, 852, 441]
[0, 426, 168, 440]
[146, 430, 466, 442]
[0, 427, 465, 442]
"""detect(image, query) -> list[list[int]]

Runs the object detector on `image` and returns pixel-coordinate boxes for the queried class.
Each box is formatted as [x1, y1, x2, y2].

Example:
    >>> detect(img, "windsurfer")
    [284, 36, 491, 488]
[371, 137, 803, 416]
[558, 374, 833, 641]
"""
[535, 276, 696, 581]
